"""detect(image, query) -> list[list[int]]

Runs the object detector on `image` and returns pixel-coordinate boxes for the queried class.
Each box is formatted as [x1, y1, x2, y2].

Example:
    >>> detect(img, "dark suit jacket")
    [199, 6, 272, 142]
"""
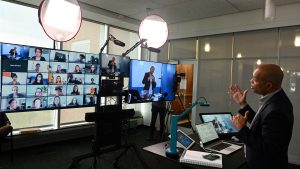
[237, 89, 294, 169]
[142, 72, 156, 90]
[0, 113, 10, 127]
[107, 60, 117, 70]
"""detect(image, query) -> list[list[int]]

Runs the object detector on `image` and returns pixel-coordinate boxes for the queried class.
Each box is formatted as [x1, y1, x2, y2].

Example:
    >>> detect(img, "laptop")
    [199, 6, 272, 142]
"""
[199, 112, 238, 136]
[195, 122, 242, 155]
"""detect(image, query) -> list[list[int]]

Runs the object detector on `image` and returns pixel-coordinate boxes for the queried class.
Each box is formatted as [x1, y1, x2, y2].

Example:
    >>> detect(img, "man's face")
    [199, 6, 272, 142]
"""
[150, 67, 155, 74]
[250, 68, 269, 95]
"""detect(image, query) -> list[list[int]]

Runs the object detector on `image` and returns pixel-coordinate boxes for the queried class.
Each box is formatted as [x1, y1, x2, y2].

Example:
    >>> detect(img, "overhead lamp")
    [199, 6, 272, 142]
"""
[256, 59, 262, 65]
[294, 31, 300, 47]
[204, 43, 210, 52]
[139, 14, 168, 48]
[236, 53, 242, 58]
[264, 0, 275, 21]
[38, 0, 82, 42]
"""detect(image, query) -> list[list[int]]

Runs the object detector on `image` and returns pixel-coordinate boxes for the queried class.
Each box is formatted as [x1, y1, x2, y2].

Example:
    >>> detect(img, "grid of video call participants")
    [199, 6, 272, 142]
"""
[0, 42, 100, 112]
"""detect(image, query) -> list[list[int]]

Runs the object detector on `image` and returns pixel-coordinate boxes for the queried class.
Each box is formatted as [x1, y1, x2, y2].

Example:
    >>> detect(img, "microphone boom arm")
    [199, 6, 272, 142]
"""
[122, 39, 147, 57]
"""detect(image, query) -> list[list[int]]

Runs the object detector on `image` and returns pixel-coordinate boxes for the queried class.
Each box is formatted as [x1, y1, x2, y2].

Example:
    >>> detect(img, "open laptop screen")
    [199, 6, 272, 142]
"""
[195, 122, 219, 144]
[199, 112, 238, 134]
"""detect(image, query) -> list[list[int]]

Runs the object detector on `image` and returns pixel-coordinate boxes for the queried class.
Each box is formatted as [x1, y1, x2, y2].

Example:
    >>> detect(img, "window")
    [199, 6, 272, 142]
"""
[1, 1, 55, 130]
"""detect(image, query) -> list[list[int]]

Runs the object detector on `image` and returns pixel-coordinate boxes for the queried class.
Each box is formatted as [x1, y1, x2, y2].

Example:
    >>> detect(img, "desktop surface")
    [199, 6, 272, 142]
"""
[143, 133, 246, 169]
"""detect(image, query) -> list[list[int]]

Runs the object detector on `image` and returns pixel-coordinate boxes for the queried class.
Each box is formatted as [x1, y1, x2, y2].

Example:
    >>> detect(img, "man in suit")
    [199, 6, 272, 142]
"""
[107, 57, 117, 73]
[142, 66, 156, 98]
[229, 64, 294, 169]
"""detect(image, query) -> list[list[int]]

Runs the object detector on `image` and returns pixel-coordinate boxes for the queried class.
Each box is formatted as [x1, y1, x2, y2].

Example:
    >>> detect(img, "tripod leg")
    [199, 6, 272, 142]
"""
[176, 92, 195, 133]
[113, 144, 150, 169]
[113, 145, 131, 168]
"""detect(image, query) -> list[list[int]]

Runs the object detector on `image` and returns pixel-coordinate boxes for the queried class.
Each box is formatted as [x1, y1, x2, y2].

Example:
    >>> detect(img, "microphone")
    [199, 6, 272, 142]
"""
[109, 34, 125, 47]
[113, 39, 125, 47]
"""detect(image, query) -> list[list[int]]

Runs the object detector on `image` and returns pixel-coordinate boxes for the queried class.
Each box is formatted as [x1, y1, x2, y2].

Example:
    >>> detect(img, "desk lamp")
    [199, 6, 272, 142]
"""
[166, 98, 209, 159]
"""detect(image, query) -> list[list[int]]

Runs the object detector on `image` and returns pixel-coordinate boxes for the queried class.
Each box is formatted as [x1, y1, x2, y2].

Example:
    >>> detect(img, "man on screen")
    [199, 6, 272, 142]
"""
[35, 63, 41, 73]
[107, 57, 117, 73]
[9, 47, 18, 59]
[142, 66, 156, 98]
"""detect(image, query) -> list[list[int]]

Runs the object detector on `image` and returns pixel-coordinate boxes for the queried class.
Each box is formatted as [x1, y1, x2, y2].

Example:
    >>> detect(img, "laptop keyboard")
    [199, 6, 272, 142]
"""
[209, 142, 231, 151]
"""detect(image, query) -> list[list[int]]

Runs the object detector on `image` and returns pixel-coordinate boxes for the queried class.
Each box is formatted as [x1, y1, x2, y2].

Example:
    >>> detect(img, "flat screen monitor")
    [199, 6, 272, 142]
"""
[101, 53, 130, 77]
[0, 42, 100, 112]
[128, 59, 176, 103]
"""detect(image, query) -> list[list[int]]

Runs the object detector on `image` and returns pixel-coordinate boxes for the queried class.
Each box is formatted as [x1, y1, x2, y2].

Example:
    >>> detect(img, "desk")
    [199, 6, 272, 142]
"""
[143, 134, 246, 169]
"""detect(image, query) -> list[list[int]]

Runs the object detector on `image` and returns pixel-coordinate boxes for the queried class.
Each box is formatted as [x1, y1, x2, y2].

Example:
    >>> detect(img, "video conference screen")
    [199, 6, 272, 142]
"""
[128, 60, 176, 103]
[0, 42, 100, 112]
[101, 53, 130, 77]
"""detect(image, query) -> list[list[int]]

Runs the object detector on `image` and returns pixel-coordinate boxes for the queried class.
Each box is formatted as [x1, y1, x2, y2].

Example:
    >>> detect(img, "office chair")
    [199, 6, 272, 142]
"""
[0, 131, 14, 163]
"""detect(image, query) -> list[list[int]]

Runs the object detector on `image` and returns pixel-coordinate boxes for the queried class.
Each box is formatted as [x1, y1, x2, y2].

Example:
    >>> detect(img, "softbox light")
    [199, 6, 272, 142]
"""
[139, 15, 168, 49]
[38, 0, 82, 42]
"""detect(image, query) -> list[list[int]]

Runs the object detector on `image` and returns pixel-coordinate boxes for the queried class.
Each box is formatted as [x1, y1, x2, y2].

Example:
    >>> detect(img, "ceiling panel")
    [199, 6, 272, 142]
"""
[79, 0, 300, 24]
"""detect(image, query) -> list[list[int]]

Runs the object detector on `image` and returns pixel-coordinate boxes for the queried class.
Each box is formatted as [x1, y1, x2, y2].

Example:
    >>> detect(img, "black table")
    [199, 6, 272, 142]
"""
[143, 134, 246, 169]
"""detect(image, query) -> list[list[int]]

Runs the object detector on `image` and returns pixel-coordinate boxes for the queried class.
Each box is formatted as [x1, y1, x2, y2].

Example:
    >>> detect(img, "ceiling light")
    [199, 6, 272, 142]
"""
[236, 53, 242, 58]
[256, 59, 262, 65]
[204, 43, 210, 52]
[139, 15, 168, 48]
[294, 32, 300, 47]
[264, 0, 275, 21]
[38, 0, 82, 42]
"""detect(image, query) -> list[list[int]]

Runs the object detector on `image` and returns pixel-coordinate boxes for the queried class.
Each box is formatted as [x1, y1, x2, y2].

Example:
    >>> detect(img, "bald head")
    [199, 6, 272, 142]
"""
[256, 64, 283, 90]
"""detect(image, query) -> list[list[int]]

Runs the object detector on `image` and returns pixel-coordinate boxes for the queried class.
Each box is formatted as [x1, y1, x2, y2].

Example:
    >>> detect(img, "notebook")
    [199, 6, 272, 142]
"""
[180, 150, 222, 168]
[195, 122, 242, 155]
[199, 112, 238, 135]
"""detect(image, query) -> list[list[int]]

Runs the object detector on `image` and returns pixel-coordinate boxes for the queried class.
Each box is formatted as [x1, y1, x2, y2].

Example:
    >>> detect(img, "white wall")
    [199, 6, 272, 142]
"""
[168, 3, 300, 39]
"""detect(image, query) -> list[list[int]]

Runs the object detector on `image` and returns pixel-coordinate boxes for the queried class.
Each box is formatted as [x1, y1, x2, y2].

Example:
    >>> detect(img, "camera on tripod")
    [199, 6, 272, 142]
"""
[173, 73, 185, 92]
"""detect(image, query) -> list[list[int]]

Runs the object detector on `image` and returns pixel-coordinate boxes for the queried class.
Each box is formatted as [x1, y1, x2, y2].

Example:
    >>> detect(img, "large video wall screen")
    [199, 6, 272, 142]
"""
[0, 42, 100, 112]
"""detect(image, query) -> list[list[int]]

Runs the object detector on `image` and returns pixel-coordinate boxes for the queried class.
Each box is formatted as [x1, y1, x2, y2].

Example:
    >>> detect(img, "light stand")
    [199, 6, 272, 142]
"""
[165, 99, 209, 159]
[69, 34, 125, 169]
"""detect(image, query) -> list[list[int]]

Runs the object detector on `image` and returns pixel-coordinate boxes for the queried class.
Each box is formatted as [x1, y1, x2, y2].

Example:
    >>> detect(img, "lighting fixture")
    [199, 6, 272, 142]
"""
[294, 32, 300, 47]
[256, 59, 262, 65]
[236, 53, 242, 58]
[204, 43, 210, 52]
[139, 14, 168, 48]
[38, 0, 82, 42]
[264, 0, 275, 21]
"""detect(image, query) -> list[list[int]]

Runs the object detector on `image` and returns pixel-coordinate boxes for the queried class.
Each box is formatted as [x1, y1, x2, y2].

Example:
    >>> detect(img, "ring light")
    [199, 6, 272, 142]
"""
[139, 15, 168, 48]
[38, 0, 82, 42]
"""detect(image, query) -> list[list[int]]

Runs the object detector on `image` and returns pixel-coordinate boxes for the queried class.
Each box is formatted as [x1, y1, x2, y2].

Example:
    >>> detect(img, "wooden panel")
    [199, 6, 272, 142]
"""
[171, 64, 194, 124]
